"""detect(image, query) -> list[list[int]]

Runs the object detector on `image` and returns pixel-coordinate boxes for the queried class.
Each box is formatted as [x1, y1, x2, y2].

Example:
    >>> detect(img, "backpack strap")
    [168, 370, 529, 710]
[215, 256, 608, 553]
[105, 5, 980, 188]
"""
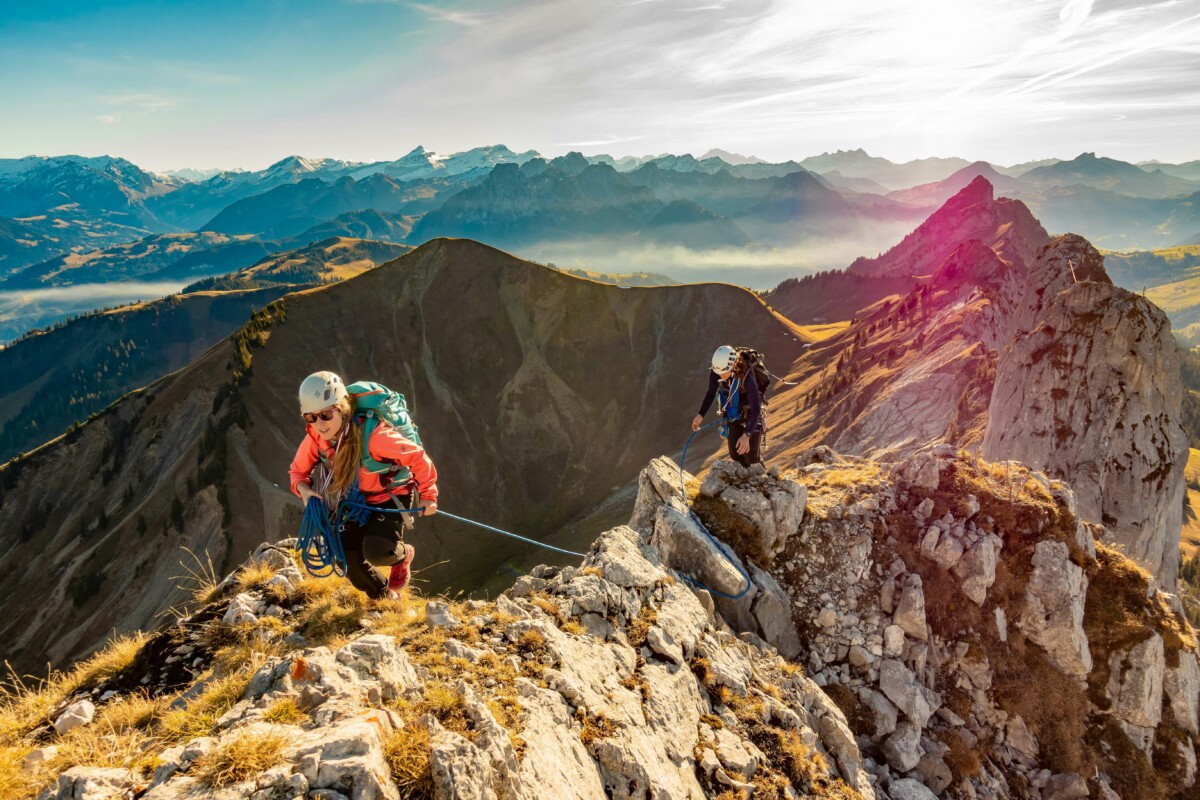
[356, 414, 415, 484]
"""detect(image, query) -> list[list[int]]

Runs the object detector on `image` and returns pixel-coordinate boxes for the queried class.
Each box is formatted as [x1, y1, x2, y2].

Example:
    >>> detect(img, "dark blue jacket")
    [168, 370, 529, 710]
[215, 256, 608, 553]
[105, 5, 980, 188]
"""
[698, 370, 762, 433]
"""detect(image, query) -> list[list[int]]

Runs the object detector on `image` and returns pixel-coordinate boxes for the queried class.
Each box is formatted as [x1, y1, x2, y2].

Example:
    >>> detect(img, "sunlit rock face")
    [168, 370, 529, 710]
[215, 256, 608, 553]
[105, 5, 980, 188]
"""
[983, 234, 1188, 588]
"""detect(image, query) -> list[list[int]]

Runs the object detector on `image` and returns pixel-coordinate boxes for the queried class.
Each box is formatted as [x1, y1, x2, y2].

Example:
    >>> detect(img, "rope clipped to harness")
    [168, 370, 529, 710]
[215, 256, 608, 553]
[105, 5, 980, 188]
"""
[296, 497, 348, 577]
[678, 422, 754, 600]
[334, 496, 588, 559]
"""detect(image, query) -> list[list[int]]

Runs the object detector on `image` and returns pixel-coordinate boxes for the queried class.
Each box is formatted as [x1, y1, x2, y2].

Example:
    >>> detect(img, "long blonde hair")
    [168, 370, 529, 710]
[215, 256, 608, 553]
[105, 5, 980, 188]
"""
[329, 395, 360, 498]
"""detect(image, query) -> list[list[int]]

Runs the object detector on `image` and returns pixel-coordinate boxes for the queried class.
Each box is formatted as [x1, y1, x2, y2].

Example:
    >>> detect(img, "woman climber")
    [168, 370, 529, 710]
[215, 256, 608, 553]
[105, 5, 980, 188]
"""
[692, 345, 765, 468]
[289, 371, 438, 600]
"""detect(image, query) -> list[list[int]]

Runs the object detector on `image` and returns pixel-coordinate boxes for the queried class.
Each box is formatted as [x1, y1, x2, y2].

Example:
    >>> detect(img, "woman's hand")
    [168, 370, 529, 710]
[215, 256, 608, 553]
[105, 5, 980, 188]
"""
[736, 434, 750, 455]
[297, 482, 318, 504]
[421, 501, 438, 517]
[692, 414, 703, 432]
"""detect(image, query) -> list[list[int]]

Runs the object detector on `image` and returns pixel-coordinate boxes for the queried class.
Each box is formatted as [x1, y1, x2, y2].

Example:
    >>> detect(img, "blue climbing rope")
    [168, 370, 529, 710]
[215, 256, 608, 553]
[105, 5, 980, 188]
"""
[335, 497, 588, 559]
[678, 421, 754, 600]
[295, 496, 348, 577]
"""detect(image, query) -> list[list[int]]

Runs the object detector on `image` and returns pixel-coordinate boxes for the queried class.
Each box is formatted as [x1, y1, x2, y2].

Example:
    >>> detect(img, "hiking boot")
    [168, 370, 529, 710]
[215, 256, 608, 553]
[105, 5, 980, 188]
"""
[387, 544, 416, 593]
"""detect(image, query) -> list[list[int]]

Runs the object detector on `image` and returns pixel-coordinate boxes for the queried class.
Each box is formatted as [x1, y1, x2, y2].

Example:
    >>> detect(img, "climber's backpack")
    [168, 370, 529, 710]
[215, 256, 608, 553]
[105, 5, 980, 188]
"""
[733, 347, 774, 400]
[317, 381, 422, 485]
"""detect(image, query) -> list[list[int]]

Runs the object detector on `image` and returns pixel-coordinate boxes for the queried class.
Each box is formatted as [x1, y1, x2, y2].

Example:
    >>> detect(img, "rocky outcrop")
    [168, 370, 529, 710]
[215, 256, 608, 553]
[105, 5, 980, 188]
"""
[983, 234, 1189, 587]
[768, 447, 1199, 799]
[31, 487, 868, 800]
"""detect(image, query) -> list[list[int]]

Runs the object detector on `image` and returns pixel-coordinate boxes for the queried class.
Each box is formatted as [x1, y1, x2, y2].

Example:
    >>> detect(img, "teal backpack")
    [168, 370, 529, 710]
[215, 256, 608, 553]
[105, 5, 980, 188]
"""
[318, 381, 423, 485]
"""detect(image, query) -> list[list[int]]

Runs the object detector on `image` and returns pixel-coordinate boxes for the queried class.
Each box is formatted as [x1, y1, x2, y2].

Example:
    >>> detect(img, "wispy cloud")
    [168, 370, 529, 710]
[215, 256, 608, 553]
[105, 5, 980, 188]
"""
[410, 3, 492, 26]
[103, 93, 178, 112]
[556, 135, 644, 147]
[97, 114, 119, 124]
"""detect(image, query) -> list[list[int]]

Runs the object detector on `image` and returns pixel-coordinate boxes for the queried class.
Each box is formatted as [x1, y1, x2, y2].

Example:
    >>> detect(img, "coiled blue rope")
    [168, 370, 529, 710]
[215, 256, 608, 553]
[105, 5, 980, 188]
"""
[678, 421, 754, 600]
[296, 496, 348, 577]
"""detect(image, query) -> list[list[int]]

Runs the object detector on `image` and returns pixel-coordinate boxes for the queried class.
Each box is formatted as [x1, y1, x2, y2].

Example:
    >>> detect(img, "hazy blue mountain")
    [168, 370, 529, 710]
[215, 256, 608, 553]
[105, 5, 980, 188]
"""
[886, 161, 1025, 207]
[1138, 160, 1200, 182]
[993, 158, 1062, 177]
[1021, 152, 1200, 199]
[0, 231, 258, 289]
[818, 170, 889, 194]
[636, 199, 750, 248]
[408, 161, 664, 247]
[797, 149, 970, 190]
[200, 173, 467, 237]
[283, 208, 415, 246]
[623, 162, 777, 216]
[1027, 185, 1200, 249]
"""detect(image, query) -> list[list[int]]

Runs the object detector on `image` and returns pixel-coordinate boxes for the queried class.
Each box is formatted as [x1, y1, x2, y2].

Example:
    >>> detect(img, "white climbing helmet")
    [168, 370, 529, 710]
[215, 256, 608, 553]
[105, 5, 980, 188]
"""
[298, 371, 347, 414]
[711, 345, 737, 374]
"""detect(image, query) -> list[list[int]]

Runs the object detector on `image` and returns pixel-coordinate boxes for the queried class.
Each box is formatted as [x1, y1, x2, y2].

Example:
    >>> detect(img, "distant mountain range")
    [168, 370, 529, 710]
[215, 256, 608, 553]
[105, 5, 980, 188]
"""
[3, 145, 1200, 341]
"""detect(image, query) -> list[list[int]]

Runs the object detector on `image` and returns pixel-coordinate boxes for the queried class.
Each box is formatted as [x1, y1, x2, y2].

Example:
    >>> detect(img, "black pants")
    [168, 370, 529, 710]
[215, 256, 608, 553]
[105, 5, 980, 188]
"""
[340, 496, 412, 598]
[725, 420, 762, 468]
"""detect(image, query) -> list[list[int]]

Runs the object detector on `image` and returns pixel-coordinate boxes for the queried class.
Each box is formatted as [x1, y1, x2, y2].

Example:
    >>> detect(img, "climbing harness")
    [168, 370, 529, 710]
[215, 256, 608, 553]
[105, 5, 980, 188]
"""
[677, 421, 754, 600]
[717, 376, 741, 439]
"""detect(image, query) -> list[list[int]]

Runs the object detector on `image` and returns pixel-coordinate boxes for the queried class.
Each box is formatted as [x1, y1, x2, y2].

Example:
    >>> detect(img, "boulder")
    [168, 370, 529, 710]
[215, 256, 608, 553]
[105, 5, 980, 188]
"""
[888, 778, 938, 800]
[1109, 634, 1165, 729]
[893, 578, 928, 641]
[952, 537, 998, 605]
[748, 564, 802, 659]
[53, 698, 95, 736]
[651, 505, 748, 597]
[881, 721, 923, 772]
[429, 722, 499, 800]
[878, 659, 940, 728]
[1165, 650, 1200, 734]
[1020, 540, 1092, 678]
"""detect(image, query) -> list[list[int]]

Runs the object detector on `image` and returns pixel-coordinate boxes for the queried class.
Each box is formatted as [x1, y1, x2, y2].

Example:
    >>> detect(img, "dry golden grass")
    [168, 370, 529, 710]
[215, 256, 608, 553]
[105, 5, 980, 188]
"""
[575, 708, 617, 746]
[192, 728, 288, 787]
[174, 547, 221, 606]
[691, 494, 770, 569]
[294, 582, 369, 646]
[795, 321, 852, 342]
[232, 561, 279, 594]
[527, 594, 585, 636]
[0, 631, 147, 745]
[261, 697, 308, 725]
[158, 668, 255, 744]
[385, 725, 434, 799]
[625, 607, 657, 649]
[0, 744, 43, 800]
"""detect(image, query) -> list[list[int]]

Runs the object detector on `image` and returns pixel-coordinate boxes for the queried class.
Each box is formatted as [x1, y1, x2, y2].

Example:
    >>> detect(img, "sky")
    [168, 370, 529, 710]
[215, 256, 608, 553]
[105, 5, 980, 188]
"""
[1, 0, 1198, 171]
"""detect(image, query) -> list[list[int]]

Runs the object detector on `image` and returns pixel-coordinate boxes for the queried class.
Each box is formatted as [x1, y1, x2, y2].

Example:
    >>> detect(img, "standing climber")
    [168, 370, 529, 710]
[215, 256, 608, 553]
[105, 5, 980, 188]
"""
[692, 345, 764, 467]
[289, 371, 438, 600]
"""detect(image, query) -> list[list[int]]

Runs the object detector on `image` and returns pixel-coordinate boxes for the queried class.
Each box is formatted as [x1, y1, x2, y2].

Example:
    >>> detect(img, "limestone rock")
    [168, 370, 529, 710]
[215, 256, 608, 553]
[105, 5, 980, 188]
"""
[651, 505, 748, 597]
[1109, 634, 1165, 729]
[983, 234, 1189, 588]
[881, 720, 923, 772]
[42, 767, 134, 800]
[748, 564, 802, 659]
[1166, 650, 1200, 734]
[426, 601, 462, 628]
[1020, 540, 1092, 678]
[893, 578, 928, 641]
[629, 457, 690, 537]
[1043, 773, 1089, 800]
[429, 722, 499, 800]
[53, 698, 95, 736]
[952, 537, 998, 605]
[888, 778, 938, 800]
[878, 659, 940, 728]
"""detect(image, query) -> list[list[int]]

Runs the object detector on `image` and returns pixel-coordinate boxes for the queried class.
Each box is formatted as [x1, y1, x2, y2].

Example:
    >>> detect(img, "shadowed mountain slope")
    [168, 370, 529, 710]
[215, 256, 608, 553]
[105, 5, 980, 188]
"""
[0, 238, 809, 674]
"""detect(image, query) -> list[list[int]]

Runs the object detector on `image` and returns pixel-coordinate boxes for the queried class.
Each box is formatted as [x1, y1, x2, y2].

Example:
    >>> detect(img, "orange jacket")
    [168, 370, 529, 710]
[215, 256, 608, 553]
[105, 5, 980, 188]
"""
[289, 419, 438, 505]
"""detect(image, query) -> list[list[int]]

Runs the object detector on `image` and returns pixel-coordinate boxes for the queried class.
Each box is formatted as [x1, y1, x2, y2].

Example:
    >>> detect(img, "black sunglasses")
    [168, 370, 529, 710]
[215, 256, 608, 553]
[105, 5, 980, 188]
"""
[302, 407, 339, 424]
